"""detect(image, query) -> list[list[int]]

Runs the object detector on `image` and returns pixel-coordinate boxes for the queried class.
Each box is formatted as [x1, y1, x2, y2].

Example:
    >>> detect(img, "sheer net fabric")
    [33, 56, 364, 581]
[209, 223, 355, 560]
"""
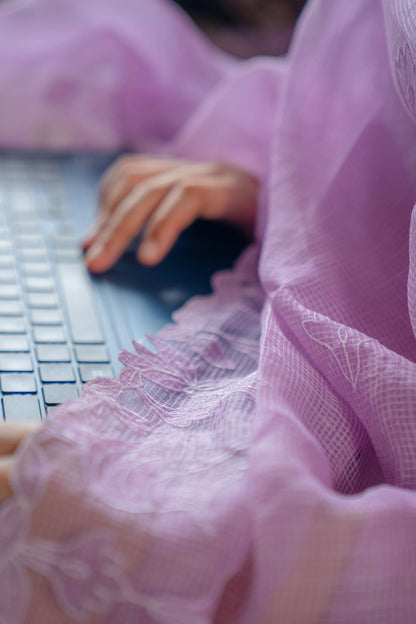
[1, 0, 416, 622]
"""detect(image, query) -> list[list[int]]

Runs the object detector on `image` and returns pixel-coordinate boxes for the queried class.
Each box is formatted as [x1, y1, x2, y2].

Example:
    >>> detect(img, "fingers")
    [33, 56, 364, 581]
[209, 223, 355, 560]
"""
[0, 456, 13, 503]
[85, 179, 173, 272]
[0, 422, 40, 456]
[84, 156, 259, 272]
[136, 173, 239, 265]
[100, 155, 183, 209]
[85, 164, 208, 273]
[138, 183, 201, 265]
[84, 156, 186, 251]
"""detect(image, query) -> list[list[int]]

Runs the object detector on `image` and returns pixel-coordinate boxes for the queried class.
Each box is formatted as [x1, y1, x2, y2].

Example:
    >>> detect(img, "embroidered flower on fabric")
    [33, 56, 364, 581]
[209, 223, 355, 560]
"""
[84, 412, 250, 523]
[22, 532, 125, 622]
[302, 313, 367, 390]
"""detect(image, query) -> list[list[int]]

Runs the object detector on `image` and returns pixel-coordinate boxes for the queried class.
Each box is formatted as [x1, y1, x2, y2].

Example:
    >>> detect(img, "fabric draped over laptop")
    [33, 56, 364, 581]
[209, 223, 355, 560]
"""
[1, 0, 416, 621]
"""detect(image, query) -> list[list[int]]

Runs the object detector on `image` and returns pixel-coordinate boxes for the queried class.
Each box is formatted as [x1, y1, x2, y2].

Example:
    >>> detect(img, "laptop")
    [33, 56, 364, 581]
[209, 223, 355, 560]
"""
[0, 152, 247, 422]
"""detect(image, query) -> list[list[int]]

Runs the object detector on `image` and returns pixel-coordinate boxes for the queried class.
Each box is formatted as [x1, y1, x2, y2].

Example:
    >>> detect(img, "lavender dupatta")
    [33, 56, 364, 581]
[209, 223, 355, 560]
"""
[1, 0, 416, 622]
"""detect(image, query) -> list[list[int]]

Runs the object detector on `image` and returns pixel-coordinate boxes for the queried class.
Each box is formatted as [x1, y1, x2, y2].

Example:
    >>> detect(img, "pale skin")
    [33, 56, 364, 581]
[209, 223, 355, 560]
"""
[0, 155, 259, 504]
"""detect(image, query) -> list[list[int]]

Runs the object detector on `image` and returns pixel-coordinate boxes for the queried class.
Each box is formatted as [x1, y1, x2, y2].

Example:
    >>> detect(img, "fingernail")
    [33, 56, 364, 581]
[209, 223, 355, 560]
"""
[86, 243, 105, 263]
[81, 237, 93, 251]
[139, 240, 159, 263]
[82, 230, 95, 243]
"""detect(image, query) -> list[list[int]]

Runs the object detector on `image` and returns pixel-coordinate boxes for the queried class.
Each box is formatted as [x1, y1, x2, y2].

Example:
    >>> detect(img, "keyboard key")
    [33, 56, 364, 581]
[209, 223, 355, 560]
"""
[0, 255, 14, 267]
[53, 235, 79, 248]
[0, 317, 25, 333]
[0, 300, 22, 315]
[0, 284, 19, 298]
[0, 335, 29, 352]
[54, 221, 74, 235]
[0, 269, 16, 283]
[13, 212, 36, 223]
[20, 248, 47, 261]
[0, 354, 33, 372]
[36, 344, 70, 362]
[16, 234, 44, 248]
[30, 309, 61, 325]
[28, 292, 57, 308]
[43, 383, 79, 405]
[14, 213, 40, 225]
[40, 363, 75, 382]
[25, 277, 54, 292]
[55, 248, 82, 261]
[48, 211, 68, 225]
[0, 241, 12, 254]
[33, 326, 65, 343]
[1, 373, 36, 393]
[75, 345, 110, 363]
[45, 192, 65, 207]
[12, 191, 36, 212]
[58, 262, 103, 343]
[3, 395, 41, 423]
[22, 261, 50, 276]
[79, 364, 113, 382]
[15, 220, 41, 233]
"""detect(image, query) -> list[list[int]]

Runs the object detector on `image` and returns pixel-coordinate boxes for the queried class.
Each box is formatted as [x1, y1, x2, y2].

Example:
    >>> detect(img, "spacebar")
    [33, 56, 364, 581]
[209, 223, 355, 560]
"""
[57, 262, 103, 344]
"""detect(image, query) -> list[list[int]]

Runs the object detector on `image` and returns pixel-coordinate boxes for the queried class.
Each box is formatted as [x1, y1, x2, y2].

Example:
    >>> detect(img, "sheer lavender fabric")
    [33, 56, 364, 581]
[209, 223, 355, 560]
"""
[1, 0, 416, 622]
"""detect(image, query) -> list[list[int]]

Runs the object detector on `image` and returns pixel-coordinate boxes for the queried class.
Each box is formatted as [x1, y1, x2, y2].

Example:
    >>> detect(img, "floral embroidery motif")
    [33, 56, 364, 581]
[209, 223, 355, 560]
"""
[302, 313, 366, 390]
[22, 532, 126, 622]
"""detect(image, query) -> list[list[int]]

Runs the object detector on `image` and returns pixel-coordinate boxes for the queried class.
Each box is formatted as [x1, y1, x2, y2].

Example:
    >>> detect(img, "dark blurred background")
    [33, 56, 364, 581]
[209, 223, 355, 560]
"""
[174, 0, 306, 58]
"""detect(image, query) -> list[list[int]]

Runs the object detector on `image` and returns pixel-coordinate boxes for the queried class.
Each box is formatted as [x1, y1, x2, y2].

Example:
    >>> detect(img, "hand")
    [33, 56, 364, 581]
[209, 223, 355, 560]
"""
[0, 423, 40, 503]
[83, 155, 259, 272]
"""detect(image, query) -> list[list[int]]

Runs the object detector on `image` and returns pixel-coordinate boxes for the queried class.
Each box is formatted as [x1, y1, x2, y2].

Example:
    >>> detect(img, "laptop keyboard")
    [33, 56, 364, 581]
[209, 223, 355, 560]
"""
[0, 156, 113, 423]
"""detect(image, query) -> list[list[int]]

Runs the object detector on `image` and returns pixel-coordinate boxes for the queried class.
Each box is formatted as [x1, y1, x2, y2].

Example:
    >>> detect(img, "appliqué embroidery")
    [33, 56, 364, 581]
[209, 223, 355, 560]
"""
[302, 313, 365, 390]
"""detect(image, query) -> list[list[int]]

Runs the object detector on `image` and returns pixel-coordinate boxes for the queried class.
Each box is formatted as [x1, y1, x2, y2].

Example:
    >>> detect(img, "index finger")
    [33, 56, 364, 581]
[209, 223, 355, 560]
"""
[83, 157, 188, 251]
[99, 155, 188, 211]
